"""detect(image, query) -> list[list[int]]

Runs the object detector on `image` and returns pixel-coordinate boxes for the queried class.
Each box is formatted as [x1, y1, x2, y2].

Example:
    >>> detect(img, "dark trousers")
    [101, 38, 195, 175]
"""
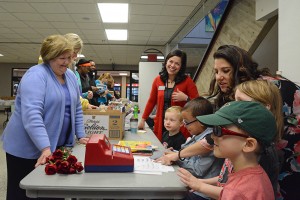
[6, 153, 36, 200]
[182, 191, 209, 200]
[6, 153, 63, 200]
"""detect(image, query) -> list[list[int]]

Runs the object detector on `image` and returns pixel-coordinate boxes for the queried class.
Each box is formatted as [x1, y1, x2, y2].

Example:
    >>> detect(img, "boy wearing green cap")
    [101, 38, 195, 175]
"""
[178, 101, 276, 200]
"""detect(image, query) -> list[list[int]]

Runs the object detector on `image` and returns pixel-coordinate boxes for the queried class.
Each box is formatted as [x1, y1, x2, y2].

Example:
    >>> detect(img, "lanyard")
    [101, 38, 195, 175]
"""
[165, 81, 175, 108]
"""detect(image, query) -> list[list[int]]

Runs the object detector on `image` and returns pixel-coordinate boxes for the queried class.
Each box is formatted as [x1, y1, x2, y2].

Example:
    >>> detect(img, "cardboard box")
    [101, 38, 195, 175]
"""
[83, 110, 125, 140]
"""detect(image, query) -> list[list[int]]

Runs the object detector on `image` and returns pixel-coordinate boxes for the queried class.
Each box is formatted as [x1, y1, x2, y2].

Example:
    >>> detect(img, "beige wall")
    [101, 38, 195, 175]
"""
[278, 0, 300, 84]
[252, 20, 278, 75]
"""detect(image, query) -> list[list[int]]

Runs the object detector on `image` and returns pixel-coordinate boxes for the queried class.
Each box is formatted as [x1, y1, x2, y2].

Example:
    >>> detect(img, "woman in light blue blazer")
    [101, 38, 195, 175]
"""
[1, 34, 89, 200]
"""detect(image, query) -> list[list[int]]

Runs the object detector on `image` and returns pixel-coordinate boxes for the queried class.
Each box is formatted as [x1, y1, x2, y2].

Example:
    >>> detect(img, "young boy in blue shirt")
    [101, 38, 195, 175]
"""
[177, 97, 224, 200]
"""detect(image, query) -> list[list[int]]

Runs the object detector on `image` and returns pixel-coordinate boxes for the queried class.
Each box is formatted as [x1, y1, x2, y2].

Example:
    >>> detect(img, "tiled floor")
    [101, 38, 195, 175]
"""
[0, 111, 8, 200]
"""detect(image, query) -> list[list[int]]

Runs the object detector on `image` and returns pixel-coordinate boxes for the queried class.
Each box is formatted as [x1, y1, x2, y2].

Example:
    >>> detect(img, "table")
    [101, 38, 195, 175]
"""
[20, 128, 187, 199]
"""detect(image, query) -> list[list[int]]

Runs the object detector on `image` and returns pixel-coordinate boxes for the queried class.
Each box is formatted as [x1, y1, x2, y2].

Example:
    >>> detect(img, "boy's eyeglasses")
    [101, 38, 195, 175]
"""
[213, 126, 249, 138]
[183, 119, 198, 126]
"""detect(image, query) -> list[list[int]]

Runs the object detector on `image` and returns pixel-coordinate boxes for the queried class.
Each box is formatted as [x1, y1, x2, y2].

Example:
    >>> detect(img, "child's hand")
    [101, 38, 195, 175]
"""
[154, 151, 178, 165]
[167, 147, 174, 151]
[162, 142, 168, 149]
[177, 168, 201, 192]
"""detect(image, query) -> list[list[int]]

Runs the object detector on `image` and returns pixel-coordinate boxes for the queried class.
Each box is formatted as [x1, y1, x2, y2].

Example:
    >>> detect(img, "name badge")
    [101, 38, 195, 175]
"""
[158, 86, 165, 91]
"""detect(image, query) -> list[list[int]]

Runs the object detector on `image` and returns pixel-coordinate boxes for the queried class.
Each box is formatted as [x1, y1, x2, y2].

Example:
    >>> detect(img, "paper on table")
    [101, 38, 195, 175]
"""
[137, 130, 147, 134]
[134, 171, 162, 175]
[133, 156, 174, 175]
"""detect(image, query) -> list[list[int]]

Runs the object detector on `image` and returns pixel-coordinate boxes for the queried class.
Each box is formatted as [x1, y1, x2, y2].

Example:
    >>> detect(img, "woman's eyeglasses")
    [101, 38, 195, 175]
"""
[213, 126, 249, 138]
[183, 119, 198, 126]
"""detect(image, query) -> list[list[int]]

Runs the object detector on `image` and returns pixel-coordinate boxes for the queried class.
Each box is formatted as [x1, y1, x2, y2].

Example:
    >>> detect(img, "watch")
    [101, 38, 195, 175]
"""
[178, 149, 185, 161]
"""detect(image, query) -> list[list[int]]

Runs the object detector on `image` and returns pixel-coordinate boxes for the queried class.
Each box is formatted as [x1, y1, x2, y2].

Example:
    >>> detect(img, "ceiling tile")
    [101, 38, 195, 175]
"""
[129, 23, 155, 31]
[1, 2, 36, 12]
[161, 5, 196, 16]
[41, 13, 74, 22]
[75, 22, 103, 30]
[1, 20, 28, 28]
[63, 3, 98, 14]
[130, 30, 151, 37]
[30, 3, 67, 13]
[50, 22, 78, 29]
[0, 13, 18, 21]
[70, 13, 100, 23]
[0, 27, 14, 34]
[0, 0, 214, 68]
[130, 15, 158, 24]
[131, 4, 163, 15]
[165, 0, 202, 6]
[157, 16, 186, 25]
[25, 21, 54, 29]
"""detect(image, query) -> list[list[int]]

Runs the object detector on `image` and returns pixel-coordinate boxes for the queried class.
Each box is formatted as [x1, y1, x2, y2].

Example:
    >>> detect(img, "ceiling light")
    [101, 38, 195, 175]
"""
[119, 72, 128, 76]
[105, 29, 127, 40]
[98, 3, 128, 23]
[0, 54, 3, 56]
[77, 54, 85, 58]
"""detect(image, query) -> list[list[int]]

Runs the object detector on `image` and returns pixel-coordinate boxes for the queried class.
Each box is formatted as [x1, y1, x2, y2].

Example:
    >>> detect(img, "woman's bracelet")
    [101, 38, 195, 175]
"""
[178, 149, 185, 161]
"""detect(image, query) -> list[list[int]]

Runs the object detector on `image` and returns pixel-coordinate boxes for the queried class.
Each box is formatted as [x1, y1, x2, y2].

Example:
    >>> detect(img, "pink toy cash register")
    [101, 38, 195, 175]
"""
[84, 134, 134, 172]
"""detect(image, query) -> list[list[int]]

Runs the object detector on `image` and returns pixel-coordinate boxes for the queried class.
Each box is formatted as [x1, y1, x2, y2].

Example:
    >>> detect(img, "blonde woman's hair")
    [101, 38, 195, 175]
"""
[64, 33, 83, 54]
[165, 106, 183, 122]
[236, 80, 284, 142]
[40, 35, 73, 63]
[38, 55, 43, 64]
[98, 73, 115, 88]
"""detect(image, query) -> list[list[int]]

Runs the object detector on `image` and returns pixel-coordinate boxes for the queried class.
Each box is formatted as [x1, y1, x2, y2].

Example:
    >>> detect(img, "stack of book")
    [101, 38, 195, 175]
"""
[118, 141, 153, 156]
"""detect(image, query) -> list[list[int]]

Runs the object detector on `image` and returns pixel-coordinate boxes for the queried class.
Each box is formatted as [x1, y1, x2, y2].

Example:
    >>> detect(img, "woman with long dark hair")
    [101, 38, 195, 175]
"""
[208, 45, 270, 108]
[138, 49, 199, 141]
